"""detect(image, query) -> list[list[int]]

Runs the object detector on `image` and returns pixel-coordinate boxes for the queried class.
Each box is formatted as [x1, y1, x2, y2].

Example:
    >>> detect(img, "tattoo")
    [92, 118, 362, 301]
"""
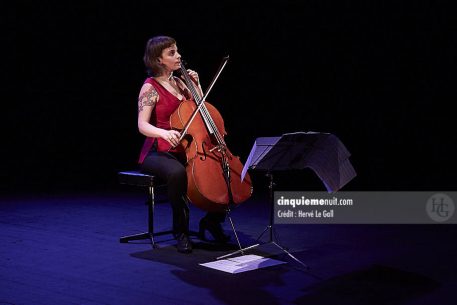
[138, 86, 158, 112]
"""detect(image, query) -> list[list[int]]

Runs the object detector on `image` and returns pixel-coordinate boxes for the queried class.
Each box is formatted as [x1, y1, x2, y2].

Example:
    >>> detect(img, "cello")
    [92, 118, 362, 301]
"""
[169, 58, 252, 212]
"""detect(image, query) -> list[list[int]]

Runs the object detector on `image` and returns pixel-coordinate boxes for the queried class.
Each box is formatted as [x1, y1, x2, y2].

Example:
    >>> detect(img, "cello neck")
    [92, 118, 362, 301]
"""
[179, 63, 202, 103]
[179, 61, 225, 145]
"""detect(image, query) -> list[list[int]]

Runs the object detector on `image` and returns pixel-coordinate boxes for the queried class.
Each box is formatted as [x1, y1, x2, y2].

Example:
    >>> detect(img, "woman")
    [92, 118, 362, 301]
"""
[137, 36, 229, 253]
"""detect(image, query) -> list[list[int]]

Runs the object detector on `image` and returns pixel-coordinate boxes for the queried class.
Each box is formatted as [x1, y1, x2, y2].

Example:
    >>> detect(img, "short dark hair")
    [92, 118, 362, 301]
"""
[143, 36, 176, 76]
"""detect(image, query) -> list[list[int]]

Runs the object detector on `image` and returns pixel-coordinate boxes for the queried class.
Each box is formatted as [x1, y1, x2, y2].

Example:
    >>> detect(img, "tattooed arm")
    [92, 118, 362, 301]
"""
[137, 83, 181, 145]
[137, 83, 162, 137]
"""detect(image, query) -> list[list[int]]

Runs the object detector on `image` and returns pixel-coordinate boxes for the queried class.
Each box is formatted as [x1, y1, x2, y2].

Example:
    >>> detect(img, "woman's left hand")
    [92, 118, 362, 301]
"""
[186, 69, 199, 84]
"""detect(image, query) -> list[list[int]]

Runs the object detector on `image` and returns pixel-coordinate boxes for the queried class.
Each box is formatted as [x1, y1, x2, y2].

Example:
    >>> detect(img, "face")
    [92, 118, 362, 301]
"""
[158, 44, 181, 73]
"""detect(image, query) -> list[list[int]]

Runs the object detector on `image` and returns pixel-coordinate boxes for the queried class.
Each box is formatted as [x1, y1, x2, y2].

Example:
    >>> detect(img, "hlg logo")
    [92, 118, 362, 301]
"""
[426, 193, 455, 222]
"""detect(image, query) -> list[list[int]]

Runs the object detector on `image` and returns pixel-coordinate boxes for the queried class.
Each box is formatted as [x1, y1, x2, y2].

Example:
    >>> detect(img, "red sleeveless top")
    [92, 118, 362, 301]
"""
[138, 77, 189, 164]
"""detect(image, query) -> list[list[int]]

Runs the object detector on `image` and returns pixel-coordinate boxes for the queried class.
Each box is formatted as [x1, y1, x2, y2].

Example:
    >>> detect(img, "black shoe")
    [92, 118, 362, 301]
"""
[199, 217, 230, 243]
[176, 233, 192, 253]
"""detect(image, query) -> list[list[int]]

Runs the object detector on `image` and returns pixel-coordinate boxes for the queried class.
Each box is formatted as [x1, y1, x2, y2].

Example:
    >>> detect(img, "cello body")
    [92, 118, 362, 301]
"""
[170, 99, 252, 212]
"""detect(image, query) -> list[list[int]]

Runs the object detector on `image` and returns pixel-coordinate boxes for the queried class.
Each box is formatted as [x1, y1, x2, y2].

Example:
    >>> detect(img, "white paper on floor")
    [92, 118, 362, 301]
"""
[200, 254, 287, 273]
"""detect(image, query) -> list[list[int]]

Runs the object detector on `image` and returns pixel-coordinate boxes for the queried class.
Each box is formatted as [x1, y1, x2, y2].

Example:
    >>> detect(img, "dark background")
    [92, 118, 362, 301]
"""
[4, 0, 456, 193]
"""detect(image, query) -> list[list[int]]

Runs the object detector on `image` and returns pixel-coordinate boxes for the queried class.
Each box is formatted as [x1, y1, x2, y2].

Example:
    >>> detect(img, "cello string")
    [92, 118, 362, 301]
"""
[179, 64, 225, 146]
[179, 65, 221, 143]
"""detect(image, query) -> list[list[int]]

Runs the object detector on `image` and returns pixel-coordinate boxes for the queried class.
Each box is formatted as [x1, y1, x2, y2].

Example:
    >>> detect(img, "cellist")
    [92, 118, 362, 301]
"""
[137, 36, 229, 254]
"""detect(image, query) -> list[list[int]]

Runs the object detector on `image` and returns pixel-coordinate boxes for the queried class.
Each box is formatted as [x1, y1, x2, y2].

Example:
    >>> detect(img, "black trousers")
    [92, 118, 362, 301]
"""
[141, 151, 225, 235]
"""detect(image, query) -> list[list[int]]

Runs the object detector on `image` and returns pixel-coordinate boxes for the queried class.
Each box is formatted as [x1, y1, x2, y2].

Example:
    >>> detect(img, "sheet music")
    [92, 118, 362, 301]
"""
[241, 132, 357, 192]
[200, 255, 286, 273]
[241, 136, 280, 181]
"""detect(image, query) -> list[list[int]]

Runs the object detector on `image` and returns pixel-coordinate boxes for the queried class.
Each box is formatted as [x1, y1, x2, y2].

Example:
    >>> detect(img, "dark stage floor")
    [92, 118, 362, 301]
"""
[1, 189, 456, 305]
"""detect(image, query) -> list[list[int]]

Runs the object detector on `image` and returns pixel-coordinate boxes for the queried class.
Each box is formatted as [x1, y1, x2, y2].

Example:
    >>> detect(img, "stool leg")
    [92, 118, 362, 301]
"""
[119, 179, 174, 247]
[119, 185, 157, 246]
[148, 185, 157, 248]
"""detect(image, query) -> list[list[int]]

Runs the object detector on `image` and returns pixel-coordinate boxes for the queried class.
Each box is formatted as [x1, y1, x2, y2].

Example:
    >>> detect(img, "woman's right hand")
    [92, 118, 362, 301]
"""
[162, 129, 182, 147]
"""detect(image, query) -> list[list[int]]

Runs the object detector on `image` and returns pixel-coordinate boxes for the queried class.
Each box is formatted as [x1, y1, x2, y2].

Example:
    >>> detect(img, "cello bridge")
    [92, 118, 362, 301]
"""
[209, 145, 226, 153]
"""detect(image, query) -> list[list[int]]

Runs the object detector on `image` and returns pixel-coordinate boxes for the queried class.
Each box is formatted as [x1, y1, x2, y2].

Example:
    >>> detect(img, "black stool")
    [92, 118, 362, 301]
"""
[118, 171, 173, 248]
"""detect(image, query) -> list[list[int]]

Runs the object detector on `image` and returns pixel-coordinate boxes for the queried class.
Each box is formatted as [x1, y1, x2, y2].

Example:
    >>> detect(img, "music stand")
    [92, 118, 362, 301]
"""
[220, 132, 357, 268]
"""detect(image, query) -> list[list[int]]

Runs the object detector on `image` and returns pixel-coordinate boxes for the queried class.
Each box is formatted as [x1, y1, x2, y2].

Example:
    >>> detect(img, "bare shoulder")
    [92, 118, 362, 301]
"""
[139, 83, 156, 96]
[138, 83, 159, 112]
